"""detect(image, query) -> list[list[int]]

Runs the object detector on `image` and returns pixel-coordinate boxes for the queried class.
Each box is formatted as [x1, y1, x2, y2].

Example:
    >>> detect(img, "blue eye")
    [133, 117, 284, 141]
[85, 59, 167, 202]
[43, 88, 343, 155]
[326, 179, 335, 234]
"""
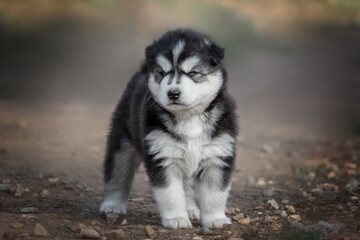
[188, 71, 197, 77]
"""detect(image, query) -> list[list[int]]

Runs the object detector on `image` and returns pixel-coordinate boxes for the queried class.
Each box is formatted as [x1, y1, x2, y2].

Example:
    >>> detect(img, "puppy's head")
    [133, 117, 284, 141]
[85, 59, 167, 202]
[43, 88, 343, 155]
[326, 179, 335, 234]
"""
[145, 29, 225, 113]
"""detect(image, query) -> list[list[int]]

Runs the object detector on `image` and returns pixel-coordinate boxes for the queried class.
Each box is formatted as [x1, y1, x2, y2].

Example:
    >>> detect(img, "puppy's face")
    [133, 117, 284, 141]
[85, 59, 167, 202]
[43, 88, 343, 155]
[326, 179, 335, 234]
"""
[146, 30, 225, 113]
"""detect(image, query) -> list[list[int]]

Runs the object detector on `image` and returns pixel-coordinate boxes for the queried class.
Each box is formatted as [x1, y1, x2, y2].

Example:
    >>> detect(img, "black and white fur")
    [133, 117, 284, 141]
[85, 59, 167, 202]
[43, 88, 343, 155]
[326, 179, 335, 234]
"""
[100, 29, 238, 229]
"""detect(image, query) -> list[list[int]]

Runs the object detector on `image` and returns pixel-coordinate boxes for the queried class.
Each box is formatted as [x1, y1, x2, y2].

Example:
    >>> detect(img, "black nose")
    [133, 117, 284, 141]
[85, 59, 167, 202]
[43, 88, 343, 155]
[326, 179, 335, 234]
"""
[167, 89, 181, 101]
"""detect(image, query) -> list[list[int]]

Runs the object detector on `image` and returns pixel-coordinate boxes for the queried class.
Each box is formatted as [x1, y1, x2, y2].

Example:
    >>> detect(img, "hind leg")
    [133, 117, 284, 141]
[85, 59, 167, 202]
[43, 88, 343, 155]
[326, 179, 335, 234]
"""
[100, 141, 136, 215]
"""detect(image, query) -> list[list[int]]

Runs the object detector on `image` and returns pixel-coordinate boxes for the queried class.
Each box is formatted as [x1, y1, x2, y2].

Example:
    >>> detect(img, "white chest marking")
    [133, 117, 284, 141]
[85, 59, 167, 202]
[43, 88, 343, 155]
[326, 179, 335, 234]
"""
[145, 118, 235, 178]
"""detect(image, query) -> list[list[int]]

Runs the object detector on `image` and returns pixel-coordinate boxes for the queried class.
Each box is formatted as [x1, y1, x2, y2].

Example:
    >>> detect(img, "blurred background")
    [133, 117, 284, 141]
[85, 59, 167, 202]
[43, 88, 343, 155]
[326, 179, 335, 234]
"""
[1, 0, 359, 137]
[1, 1, 360, 239]
[1, 0, 360, 190]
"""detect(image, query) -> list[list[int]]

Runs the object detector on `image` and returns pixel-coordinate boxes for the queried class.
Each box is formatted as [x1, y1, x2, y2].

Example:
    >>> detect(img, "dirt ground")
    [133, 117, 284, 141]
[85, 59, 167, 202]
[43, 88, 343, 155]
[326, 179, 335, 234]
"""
[1, 27, 360, 239]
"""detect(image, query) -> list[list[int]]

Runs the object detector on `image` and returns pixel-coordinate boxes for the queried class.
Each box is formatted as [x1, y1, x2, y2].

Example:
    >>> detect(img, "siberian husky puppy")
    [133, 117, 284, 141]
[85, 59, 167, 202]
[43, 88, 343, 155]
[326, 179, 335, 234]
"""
[100, 29, 238, 229]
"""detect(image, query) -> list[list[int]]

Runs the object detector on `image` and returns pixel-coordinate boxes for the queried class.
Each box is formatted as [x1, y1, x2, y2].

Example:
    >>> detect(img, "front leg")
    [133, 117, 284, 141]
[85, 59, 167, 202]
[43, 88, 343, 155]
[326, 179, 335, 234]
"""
[197, 162, 233, 228]
[150, 164, 192, 229]
[184, 178, 200, 220]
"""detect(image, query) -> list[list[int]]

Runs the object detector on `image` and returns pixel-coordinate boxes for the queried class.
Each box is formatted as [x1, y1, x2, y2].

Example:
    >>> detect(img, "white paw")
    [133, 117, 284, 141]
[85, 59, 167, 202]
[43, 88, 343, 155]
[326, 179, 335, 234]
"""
[187, 208, 200, 220]
[162, 217, 192, 229]
[99, 199, 126, 214]
[202, 216, 232, 228]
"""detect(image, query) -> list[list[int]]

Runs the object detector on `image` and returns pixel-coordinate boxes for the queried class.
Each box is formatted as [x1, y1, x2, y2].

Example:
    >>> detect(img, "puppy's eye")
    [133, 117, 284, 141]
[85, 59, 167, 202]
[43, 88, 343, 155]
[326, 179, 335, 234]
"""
[188, 71, 197, 77]
[159, 70, 167, 77]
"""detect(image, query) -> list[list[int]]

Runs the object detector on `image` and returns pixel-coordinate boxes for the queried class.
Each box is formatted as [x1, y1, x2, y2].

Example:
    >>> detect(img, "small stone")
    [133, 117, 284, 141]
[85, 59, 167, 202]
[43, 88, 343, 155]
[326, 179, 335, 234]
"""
[321, 183, 338, 191]
[327, 171, 336, 179]
[80, 228, 100, 239]
[193, 237, 203, 240]
[10, 223, 24, 229]
[79, 223, 87, 230]
[14, 184, 25, 197]
[114, 218, 124, 225]
[106, 229, 126, 239]
[302, 191, 308, 197]
[350, 196, 359, 200]
[199, 227, 212, 235]
[20, 207, 39, 213]
[41, 189, 50, 197]
[0, 183, 15, 192]
[344, 162, 357, 169]
[226, 207, 236, 214]
[158, 229, 167, 233]
[287, 205, 296, 213]
[238, 217, 250, 225]
[228, 238, 244, 240]
[233, 213, 245, 222]
[48, 178, 60, 184]
[280, 210, 287, 217]
[281, 199, 289, 204]
[287, 215, 301, 223]
[257, 178, 266, 186]
[311, 188, 323, 195]
[34, 223, 49, 237]
[308, 172, 316, 180]
[65, 222, 86, 232]
[268, 199, 279, 210]
[263, 187, 275, 197]
[261, 144, 274, 153]
[145, 225, 156, 238]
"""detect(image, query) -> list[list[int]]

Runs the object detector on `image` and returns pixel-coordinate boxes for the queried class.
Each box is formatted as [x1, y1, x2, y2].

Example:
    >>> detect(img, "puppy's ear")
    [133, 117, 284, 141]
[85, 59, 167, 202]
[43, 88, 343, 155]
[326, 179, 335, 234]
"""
[208, 43, 224, 66]
[145, 43, 156, 62]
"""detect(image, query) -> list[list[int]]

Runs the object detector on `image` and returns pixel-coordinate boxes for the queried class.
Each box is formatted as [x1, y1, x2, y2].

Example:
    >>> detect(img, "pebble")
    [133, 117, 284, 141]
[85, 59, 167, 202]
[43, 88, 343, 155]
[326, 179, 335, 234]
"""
[10, 223, 24, 229]
[199, 227, 212, 235]
[14, 184, 25, 197]
[20, 207, 39, 213]
[80, 228, 100, 239]
[48, 178, 60, 184]
[287, 205, 296, 213]
[263, 187, 275, 197]
[281, 199, 289, 204]
[268, 199, 279, 210]
[281, 210, 287, 217]
[120, 218, 127, 225]
[226, 207, 236, 214]
[308, 172, 316, 180]
[257, 178, 266, 186]
[261, 144, 274, 153]
[0, 183, 15, 192]
[238, 217, 251, 225]
[350, 196, 359, 200]
[232, 213, 245, 222]
[66, 221, 86, 232]
[106, 229, 126, 239]
[145, 225, 156, 238]
[193, 237, 203, 240]
[287, 215, 301, 223]
[34, 223, 49, 237]
[344, 162, 357, 169]
[327, 171, 336, 179]
[41, 189, 50, 198]
[228, 238, 244, 240]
